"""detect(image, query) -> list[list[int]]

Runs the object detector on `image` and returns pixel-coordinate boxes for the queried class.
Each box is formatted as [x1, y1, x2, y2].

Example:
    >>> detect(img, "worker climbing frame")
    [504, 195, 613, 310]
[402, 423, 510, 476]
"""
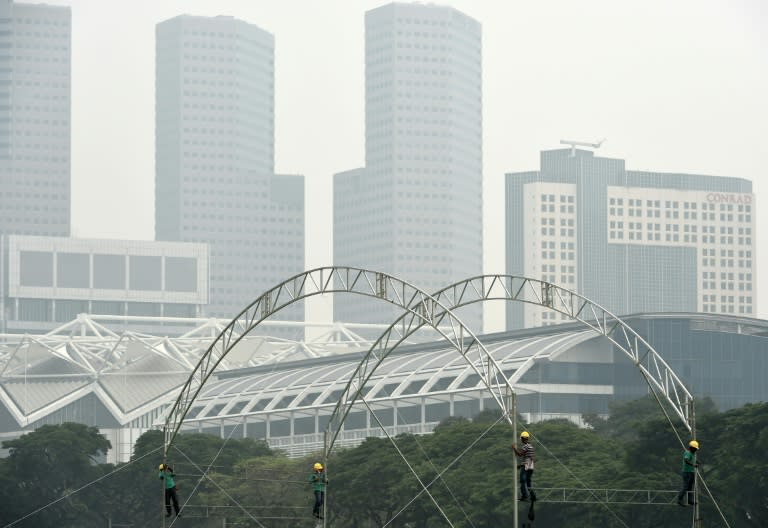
[161, 266, 522, 527]
[322, 273, 700, 527]
[161, 268, 711, 527]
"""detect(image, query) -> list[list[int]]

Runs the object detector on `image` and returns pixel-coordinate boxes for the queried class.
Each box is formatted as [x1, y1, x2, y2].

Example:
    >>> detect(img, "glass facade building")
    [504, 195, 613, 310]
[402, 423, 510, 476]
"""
[155, 15, 305, 323]
[612, 314, 768, 411]
[334, 2, 483, 332]
[506, 149, 755, 329]
[0, 0, 71, 237]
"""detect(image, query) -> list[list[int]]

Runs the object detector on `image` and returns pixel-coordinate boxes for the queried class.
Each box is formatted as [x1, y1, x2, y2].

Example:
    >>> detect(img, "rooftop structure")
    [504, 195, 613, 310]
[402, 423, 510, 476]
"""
[1, 312, 765, 461]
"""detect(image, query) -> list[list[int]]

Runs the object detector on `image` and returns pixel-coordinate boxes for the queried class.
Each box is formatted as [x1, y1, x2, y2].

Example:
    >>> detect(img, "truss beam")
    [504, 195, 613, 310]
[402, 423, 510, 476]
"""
[534, 487, 681, 505]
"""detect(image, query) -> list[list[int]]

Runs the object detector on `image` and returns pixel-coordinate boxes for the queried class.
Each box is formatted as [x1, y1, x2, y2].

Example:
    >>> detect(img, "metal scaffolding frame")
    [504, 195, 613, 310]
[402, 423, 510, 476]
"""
[163, 268, 695, 459]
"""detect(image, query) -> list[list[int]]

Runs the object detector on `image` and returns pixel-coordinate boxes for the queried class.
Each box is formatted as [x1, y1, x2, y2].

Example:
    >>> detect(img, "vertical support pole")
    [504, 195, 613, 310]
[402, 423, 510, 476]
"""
[323, 428, 329, 528]
[506, 388, 518, 528]
[160, 457, 166, 528]
[690, 399, 701, 528]
[161, 483, 165, 527]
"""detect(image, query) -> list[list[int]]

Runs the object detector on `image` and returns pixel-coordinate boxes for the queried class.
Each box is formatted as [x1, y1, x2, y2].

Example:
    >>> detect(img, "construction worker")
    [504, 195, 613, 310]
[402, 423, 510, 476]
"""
[677, 440, 699, 506]
[308, 462, 328, 519]
[159, 463, 181, 518]
[512, 431, 536, 501]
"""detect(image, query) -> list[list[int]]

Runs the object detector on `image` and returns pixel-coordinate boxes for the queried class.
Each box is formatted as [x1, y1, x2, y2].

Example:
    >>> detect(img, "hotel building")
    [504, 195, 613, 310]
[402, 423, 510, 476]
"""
[506, 148, 755, 329]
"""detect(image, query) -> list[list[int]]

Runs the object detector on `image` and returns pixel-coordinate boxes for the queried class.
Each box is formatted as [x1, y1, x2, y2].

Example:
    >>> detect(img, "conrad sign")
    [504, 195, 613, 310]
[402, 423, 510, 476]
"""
[706, 193, 752, 204]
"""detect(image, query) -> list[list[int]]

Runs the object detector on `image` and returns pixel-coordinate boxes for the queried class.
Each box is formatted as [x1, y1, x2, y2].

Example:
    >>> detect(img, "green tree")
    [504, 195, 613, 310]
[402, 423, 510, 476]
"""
[97, 429, 164, 528]
[695, 402, 768, 527]
[194, 453, 306, 527]
[54, 428, 278, 528]
[332, 436, 415, 527]
[0, 423, 111, 527]
[0, 397, 757, 527]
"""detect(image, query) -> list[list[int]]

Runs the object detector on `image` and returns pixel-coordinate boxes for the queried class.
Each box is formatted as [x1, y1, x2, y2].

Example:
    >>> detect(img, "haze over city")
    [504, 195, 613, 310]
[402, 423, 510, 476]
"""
[2, 2, 768, 526]
[18, 0, 768, 327]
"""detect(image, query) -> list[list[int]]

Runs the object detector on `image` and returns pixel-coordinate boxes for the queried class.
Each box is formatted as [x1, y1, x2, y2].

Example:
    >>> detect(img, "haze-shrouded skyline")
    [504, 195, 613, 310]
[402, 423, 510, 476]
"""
[40, 0, 768, 328]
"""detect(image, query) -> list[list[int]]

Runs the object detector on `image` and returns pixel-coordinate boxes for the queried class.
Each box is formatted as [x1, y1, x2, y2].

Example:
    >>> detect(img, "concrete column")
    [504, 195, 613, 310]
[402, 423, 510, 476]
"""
[393, 401, 397, 432]
[421, 398, 426, 433]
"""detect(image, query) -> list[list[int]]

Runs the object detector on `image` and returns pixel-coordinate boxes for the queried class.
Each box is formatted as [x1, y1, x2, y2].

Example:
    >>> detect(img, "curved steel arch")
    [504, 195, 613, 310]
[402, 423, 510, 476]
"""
[324, 291, 517, 453]
[432, 275, 694, 430]
[161, 266, 504, 456]
[323, 274, 694, 456]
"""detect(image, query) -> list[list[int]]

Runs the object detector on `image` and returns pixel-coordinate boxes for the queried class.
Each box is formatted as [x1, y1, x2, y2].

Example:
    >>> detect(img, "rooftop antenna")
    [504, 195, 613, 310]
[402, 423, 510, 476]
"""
[560, 138, 605, 157]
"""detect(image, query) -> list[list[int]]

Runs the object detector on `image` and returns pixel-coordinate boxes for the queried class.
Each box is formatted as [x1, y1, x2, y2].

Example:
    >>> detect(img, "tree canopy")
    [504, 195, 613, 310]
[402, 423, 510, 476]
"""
[0, 398, 763, 527]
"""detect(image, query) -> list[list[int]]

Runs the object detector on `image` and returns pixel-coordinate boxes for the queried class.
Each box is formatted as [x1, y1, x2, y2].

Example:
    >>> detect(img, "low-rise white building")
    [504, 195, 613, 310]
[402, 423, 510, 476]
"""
[1, 235, 209, 334]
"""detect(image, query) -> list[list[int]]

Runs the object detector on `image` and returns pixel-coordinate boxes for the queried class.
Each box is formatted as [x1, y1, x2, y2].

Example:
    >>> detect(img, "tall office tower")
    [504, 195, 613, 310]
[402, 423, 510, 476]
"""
[505, 148, 756, 329]
[156, 15, 305, 322]
[0, 0, 71, 236]
[334, 3, 483, 333]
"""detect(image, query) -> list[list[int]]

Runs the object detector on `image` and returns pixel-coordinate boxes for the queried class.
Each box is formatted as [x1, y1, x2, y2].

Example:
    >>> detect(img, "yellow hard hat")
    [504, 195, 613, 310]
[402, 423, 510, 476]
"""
[159, 463, 165, 470]
[313, 462, 323, 470]
[520, 431, 530, 439]
[689, 440, 699, 449]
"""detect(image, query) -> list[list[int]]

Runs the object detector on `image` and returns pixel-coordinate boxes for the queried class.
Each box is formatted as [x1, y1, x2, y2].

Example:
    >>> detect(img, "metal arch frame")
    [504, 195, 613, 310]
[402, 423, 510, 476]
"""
[326, 274, 694, 443]
[323, 297, 517, 454]
[161, 266, 506, 456]
[431, 275, 694, 430]
[165, 268, 695, 456]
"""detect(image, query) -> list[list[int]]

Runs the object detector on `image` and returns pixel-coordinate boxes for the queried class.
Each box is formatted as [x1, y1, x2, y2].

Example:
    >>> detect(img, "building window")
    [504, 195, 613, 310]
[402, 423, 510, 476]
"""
[57, 253, 90, 288]
[20, 251, 54, 287]
[129, 256, 162, 291]
[165, 257, 198, 292]
[94, 254, 126, 289]
[126, 302, 161, 317]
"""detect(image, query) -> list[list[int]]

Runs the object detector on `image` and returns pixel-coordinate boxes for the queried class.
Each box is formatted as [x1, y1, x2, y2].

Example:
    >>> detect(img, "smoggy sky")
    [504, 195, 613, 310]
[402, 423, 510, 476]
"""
[40, 0, 768, 329]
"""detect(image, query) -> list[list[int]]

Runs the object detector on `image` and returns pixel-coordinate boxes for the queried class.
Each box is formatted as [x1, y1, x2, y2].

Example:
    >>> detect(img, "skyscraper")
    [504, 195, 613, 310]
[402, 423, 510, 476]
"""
[0, 0, 71, 236]
[506, 148, 756, 329]
[155, 15, 305, 321]
[334, 3, 483, 332]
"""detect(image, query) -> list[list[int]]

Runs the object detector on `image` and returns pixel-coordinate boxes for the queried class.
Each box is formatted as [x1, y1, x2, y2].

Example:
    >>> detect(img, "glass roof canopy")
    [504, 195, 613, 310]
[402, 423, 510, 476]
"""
[4, 311, 766, 458]
[173, 329, 600, 429]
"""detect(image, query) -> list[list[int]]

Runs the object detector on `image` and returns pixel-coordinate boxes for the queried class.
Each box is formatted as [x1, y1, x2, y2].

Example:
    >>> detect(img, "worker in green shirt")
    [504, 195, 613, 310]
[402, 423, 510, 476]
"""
[308, 462, 328, 519]
[159, 463, 181, 518]
[676, 440, 699, 506]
